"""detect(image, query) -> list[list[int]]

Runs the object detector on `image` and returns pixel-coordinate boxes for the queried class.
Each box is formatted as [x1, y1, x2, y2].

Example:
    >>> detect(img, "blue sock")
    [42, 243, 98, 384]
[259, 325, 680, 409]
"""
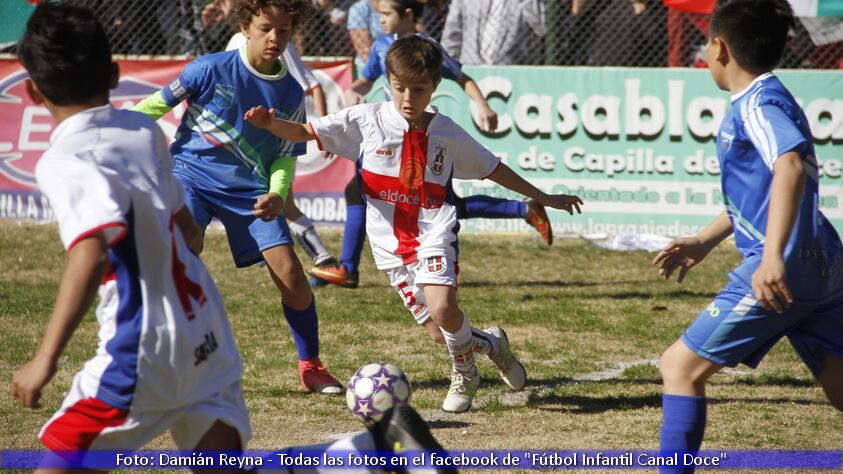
[340, 204, 366, 275]
[282, 298, 319, 360]
[659, 394, 707, 474]
[464, 195, 527, 219]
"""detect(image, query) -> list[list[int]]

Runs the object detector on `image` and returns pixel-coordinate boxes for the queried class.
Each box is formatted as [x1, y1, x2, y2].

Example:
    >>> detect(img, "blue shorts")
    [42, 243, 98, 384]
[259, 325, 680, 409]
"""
[177, 175, 292, 268]
[683, 270, 843, 378]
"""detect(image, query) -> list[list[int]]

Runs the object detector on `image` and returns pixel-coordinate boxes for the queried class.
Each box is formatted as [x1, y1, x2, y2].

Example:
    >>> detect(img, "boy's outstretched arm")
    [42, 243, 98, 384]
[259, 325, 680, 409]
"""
[457, 73, 498, 133]
[485, 162, 583, 214]
[11, 234, 108, 408]
[345, 77, 373, 106]
[244, 106, 315, 143]
[753, 151, 805, 313]
[652, 211, 732, 283]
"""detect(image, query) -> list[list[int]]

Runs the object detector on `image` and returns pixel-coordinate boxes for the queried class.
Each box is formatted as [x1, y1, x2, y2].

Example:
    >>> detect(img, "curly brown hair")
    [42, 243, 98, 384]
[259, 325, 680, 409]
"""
[235, 0, 311, 30]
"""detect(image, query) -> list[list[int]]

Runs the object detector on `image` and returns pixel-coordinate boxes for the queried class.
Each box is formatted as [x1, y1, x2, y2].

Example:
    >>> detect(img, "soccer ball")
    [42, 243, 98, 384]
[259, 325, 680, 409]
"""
[346, 362, 411, 424]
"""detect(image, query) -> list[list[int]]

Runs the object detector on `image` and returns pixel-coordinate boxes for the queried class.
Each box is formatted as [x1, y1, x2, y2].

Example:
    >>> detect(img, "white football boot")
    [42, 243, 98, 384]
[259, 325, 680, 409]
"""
[442, 367, 480, 413]
[484, 326, 527, 390]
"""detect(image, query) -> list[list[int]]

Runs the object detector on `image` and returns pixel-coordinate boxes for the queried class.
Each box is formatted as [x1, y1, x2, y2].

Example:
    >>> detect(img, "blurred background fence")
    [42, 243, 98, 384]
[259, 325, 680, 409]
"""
[2, 0, 841, 68]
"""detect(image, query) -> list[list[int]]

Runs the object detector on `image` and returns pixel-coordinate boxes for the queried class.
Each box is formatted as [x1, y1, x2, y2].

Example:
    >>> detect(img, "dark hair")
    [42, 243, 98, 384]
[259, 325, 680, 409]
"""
[17, 3, 112, 106]
[709, 0, 795, 71]
[382, 0, 441, 20]
[236, 0, 311, 30]
[385, 35, 443, 84]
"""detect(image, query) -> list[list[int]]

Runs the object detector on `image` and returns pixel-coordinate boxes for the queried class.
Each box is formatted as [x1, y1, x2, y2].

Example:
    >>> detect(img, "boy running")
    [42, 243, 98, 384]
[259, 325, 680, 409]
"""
[244, 36, 583, 412]
[132, 0, 342, 393]
[11, 3, 250, 465]
[652, 0, 843, 471]
[308, 0, 553, 289]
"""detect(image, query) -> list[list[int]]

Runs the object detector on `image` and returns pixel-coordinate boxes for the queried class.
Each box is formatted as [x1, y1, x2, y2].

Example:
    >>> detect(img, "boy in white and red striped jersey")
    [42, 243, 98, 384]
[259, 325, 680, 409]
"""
[244, 35, 584, 412]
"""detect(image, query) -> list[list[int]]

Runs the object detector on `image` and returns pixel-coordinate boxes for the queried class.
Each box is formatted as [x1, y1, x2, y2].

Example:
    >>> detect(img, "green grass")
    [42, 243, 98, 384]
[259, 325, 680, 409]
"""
[1, 221, 842, 473]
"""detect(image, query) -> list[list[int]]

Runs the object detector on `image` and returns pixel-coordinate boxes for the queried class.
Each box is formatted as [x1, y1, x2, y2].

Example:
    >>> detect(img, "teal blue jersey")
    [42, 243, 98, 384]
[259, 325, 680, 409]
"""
[162, 47, 307, 193]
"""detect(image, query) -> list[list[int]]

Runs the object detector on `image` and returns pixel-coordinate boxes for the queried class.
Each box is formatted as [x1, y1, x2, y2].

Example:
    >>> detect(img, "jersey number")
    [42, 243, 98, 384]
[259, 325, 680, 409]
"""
[170, 217, 207, 320]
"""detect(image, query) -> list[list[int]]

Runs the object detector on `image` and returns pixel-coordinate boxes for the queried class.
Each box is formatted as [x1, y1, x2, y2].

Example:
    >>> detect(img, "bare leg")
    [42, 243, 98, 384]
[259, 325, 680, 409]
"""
[818, 354, 843, 412]
[263, 244, 312, 310]
[190, 420, 243, 474]
[660, 340, 723, 396]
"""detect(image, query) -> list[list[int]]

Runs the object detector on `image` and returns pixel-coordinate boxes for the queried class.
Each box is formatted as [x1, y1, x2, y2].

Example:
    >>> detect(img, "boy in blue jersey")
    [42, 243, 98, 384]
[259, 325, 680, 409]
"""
[132, 0, 343, 394]
[652, 0, 843, 471]
[309, 0, 553, 289]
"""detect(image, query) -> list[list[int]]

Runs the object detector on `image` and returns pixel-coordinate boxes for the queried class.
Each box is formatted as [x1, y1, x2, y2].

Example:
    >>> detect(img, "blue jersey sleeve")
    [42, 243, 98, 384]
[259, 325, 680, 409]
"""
[283, 97, 308, 157]
[161, 59, 208, 106]
[743, 102, 808, 169]
[361, 42, 383, 82]
[441, 48, 462, 81]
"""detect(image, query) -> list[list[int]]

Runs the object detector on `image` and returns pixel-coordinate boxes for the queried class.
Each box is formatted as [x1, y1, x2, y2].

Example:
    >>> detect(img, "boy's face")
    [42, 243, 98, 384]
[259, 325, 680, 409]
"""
[706, 37, 729, 91]
[242, 6, 292, 63]
[388, 73, 438, 124]
[378, 1, 403, 35]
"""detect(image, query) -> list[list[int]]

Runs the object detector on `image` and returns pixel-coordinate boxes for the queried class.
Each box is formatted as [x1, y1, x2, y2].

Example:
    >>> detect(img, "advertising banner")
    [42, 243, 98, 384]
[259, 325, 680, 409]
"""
[2, 62, 840, 236]
[422, 67, 843, 235]
[0, 57, 355, 222]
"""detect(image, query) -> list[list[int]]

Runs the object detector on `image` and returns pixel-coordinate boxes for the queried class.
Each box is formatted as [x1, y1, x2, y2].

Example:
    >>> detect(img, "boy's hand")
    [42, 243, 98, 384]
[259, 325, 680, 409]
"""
[11, 355, 56, 408]
[477, 105, 499, 133]
[254, 192, 283, 221]
[752, 256, 793, 314]
[542, 194, 583, 215]
[244, 106, 275, 129]
[652, 237, 713, 283]
[344, 90, 365, 106]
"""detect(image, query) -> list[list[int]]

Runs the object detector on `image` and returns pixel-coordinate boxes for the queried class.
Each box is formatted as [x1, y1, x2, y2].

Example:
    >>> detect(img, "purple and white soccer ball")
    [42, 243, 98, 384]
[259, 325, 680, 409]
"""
[346, 362, 411, 424]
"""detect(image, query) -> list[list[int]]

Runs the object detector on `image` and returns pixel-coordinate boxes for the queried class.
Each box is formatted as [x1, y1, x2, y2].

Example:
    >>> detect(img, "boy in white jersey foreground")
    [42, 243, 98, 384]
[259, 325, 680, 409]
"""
[132, 0, 343, 394]
[10, 5, 451, 472]
[245, 35, 584, 412]
[11, 2, 251, 465]
[652, 0, 843, 472]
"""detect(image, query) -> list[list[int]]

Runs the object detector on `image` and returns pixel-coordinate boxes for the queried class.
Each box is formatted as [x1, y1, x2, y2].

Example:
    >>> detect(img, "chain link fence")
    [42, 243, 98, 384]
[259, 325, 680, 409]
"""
[17, 0, 843, 68]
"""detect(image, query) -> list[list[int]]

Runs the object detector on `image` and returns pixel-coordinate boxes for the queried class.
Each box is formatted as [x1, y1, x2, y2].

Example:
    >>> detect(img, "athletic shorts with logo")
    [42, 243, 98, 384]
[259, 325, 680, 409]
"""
[683, 256, 843, 377]
[385, 256, 458, 325]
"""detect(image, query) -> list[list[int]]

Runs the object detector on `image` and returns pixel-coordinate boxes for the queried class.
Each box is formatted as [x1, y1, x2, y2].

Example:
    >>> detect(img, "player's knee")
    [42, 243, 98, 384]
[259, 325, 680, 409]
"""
[267, 251, 307, 289]
[425, 298, 458, 324]
[659, 345, 691, 385]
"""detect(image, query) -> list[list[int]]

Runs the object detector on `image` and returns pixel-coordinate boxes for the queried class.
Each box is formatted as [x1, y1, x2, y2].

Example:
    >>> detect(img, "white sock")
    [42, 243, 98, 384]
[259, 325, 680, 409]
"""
[289, 215, 331, 264]
[441, 314, 476, 374]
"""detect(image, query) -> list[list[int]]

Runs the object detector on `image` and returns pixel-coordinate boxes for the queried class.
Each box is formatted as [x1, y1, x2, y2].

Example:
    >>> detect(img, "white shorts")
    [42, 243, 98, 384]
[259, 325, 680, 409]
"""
[384, 256, 458, 325]
[39, 372, 251, 457]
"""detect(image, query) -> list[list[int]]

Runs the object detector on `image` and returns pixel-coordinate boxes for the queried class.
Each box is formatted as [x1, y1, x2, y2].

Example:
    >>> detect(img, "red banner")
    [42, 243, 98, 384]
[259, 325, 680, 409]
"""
[0, 58, 354, 222]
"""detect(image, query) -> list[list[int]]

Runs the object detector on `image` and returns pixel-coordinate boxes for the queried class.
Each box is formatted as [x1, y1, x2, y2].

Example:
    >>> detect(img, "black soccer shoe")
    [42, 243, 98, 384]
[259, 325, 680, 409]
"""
[370, 405, 457, 474]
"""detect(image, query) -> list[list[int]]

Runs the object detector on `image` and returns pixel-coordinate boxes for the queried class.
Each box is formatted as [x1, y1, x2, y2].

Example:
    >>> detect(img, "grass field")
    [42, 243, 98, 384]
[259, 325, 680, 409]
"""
[2, 220, 842, 473]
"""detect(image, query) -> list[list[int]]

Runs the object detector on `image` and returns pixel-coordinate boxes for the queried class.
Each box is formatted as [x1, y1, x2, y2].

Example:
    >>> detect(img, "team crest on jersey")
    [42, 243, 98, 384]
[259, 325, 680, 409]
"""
[213, 84, 235, 109]
[431, 145, 446, 175]
[399, 156, 425, 190]
[426, 256, 447, 274]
